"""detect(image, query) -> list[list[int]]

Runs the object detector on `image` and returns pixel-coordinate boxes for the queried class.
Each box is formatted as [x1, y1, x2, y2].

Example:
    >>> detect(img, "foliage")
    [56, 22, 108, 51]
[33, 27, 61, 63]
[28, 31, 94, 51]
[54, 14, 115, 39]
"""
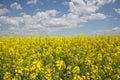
[0, 35, 120, 80]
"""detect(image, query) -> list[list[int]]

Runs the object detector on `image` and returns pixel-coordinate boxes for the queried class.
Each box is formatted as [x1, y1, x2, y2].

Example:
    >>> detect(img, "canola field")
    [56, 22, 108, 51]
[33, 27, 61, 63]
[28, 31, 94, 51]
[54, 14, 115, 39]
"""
[0, 35, 120, 80]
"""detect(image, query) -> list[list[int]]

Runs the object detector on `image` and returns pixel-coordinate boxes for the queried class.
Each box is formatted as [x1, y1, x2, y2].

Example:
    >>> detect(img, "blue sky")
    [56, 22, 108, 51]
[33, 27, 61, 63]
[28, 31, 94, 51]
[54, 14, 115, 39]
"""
[0, 0, 120, 36]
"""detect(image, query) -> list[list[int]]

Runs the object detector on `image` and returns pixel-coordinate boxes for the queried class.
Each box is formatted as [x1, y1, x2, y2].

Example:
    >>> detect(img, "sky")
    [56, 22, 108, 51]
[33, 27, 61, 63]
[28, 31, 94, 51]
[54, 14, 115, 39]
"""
[0, 0, 120, 36]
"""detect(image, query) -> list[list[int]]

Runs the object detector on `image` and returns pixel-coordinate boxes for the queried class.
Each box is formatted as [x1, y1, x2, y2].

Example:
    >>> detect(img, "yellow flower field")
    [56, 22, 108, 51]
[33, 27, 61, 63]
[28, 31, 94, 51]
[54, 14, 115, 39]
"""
[0, 35, 120, 80]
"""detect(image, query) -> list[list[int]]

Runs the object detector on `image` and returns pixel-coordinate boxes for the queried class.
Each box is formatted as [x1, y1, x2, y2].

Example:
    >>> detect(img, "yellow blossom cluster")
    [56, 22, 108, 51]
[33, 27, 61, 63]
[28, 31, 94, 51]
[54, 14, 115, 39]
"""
[0, 35, 120, 80]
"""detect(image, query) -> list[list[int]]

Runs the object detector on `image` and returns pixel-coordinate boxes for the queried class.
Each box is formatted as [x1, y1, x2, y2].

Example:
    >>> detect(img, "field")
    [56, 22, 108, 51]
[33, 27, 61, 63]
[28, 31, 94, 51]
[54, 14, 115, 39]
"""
[0, 35, 120, 80]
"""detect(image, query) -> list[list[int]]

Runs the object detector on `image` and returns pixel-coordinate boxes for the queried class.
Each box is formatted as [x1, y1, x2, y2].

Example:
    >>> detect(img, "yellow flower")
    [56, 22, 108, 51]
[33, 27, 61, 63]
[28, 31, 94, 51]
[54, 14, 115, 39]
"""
[97, 53, 102, 63]
[56, 60, 66, 71]
[0, 35, 120, 80]
[3, 72, 11, 80]
[30, 73, 37, 80]
[72, 74, 82, 80]
[15, 68, 23, 75]
[72, 66, 80, 74]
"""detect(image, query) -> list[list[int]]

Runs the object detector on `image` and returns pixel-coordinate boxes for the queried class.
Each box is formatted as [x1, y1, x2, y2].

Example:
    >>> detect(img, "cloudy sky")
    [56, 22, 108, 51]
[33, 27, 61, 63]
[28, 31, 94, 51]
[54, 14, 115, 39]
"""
[0, 0, 120, 36]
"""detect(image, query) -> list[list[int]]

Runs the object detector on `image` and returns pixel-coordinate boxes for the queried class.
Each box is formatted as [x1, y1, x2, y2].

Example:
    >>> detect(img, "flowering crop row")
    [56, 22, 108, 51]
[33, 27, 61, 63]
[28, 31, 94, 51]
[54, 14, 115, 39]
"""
[0, 35, 120, 80]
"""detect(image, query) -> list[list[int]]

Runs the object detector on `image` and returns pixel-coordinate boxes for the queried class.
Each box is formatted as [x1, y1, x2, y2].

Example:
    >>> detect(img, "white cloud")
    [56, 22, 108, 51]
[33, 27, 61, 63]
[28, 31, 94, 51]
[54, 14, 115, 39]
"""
[0, 11, 106, 35]
[0, 10, 58, 30]
[93, 27, 120, 35]
[27, 0, 37, 5]
[112, 27, 120, 31]
[95, 0, 115, 6]
[0, 8, 9, 15]
[0, 0, 116, 36]
[68, 0, 115, 15]
[114, 8, 120, 14]
[69, 0, 98, 15]
[0, 16, 19, 26]
[36, 10, 58, 18]
[9, 27, 16, 30]
[81, 13, 106, 21]
[10, 2, 22, 10]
